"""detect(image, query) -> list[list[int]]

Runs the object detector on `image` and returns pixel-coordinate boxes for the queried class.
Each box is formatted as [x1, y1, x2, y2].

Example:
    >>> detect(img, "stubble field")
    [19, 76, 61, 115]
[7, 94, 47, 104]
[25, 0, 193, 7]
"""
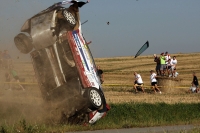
[97, 52, 200, 104]
[1, 52, 200, 106]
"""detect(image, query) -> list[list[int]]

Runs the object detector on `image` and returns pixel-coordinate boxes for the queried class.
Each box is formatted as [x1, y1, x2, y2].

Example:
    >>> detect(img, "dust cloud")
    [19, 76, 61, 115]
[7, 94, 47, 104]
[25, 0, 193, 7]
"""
[0, 74, 46, 125]
[0, 64, 88, 126]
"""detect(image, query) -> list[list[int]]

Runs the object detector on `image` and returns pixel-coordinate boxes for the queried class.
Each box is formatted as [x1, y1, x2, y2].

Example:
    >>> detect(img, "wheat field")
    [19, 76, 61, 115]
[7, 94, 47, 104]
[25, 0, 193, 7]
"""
[1, 52, 200, 105]
[95, 52, 200, 104]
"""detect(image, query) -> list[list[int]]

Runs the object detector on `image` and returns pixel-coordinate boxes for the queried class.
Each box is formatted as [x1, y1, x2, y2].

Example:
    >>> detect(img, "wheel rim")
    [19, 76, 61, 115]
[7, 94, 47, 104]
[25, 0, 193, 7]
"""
[89, 90, 102, 107]
[63, 10, 76, 25]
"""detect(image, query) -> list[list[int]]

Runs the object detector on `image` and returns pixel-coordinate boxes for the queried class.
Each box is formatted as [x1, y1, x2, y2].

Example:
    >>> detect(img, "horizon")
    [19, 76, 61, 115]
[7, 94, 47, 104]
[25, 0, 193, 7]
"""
[1, 0, 200, 61]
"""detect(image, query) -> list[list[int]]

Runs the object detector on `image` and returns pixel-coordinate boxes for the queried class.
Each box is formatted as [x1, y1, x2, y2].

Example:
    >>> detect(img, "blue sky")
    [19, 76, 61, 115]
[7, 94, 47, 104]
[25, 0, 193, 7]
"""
[0, 0, 200, 60]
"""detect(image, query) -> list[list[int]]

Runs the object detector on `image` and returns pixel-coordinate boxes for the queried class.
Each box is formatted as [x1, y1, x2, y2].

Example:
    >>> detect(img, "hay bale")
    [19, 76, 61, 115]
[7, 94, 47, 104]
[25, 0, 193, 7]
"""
[157, 76, 182, 93]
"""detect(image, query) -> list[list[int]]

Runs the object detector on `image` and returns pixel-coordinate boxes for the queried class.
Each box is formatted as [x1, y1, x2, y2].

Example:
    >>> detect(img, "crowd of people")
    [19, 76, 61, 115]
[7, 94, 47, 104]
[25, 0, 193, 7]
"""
[98, 53, 199, 94]
[0, 50, 25, 90]
[154, 51, 178, 77]
[132, 51, 177, 93]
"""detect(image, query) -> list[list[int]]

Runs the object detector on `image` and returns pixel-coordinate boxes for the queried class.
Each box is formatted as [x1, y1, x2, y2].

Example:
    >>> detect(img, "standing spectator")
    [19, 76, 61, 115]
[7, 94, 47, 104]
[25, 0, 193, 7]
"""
[97, 65, 104, 84]
[170, 56, 177, 77]
[191, 72, 199, 92]
[4, 72, 11, 90]
[164, 51, 171, 74]
[9, 65, 25, 90]
[165, 52, 171, 64]
[2, 50, 12, 69]
[154, 54, 161, 76]
[160, 52, 166, 76]
[133, 72, 145, 93]
[166, 59, 172, 77]
[0, 50, 2, 68]
[150, 70, 162, 94]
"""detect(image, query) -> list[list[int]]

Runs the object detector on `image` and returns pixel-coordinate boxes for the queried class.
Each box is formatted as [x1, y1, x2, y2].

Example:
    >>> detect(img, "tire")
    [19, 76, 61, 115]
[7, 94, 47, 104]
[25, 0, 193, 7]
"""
[84, 87, 103, 110]
[62, 9, 76, 26]
[14, 33, 33, 54]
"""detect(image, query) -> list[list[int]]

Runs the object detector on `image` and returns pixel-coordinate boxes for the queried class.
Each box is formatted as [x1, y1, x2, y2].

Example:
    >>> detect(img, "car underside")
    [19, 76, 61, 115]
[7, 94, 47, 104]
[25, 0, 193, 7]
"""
[14, 1, 109, 124]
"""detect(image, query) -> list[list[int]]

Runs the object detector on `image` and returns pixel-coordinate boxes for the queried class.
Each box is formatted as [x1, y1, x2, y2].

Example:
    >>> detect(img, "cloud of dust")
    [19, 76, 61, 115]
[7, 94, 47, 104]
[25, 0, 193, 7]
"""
[0, 75, 47, 125]
[0, 1, 89, 126]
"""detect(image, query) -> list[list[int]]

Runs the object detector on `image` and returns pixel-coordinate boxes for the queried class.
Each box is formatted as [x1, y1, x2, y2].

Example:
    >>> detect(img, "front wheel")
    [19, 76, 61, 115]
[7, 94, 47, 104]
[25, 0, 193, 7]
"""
[14, 33, 33, 54]
[84, 87, 103, 110]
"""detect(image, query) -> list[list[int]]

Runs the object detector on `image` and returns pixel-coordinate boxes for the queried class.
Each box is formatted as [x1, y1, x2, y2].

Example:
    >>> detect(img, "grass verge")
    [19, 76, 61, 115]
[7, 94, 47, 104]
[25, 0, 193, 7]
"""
[1, 103, 200, 132]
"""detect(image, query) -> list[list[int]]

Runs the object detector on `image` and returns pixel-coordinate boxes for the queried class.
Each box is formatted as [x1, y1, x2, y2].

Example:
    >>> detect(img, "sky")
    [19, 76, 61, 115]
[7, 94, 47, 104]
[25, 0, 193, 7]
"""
[0, 0, 200, 61]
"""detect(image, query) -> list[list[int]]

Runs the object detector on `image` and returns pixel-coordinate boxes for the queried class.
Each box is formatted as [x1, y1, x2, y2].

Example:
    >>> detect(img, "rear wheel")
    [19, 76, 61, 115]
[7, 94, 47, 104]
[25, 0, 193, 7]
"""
[84, 87, 103, 110]
[14, 33, 33, 54]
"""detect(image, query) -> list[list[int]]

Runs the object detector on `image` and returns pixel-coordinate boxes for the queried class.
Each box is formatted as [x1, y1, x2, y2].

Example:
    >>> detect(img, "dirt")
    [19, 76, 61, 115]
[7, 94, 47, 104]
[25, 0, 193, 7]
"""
[0, 85, 88, 125]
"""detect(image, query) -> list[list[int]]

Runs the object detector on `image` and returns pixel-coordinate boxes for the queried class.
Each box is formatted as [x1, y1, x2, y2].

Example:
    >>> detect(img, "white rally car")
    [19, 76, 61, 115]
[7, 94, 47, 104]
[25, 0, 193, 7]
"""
[14, 0, 109, 124]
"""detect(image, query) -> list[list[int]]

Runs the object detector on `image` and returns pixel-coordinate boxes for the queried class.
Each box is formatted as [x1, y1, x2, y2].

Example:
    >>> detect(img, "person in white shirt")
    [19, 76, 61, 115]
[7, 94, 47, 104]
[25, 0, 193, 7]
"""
[164, 51, 171, 75]
[167, 59, 173, 76]
[165, 51, 171, 63]
[133, 72, 145, 93]
[150, 70, 161, 94]
[170, 56, 177, 77]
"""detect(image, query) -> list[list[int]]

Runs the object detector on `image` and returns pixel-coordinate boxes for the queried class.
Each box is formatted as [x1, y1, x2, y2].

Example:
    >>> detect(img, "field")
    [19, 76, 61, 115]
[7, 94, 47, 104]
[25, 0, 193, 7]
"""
[1, 52, 200, 106]
[1, 52, 200, 132]
[97, 52, 200, 104]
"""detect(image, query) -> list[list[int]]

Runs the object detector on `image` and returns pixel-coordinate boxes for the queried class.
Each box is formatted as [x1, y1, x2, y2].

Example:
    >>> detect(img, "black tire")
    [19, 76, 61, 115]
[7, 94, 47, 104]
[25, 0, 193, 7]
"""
[84, 87, 103, 110]
[14, 33, 33, 54]
[62, 9, 76, 26]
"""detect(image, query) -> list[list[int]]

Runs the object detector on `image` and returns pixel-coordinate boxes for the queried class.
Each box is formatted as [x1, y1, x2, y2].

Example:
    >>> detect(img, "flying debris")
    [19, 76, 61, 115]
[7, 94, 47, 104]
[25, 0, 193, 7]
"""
[107, 22, 110, 25]
[134, 41, 149, 58]
[81, 20, 88, 25]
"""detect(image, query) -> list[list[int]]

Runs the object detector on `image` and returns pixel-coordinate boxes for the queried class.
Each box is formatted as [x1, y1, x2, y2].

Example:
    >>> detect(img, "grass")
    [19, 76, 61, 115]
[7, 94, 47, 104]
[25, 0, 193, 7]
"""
[1, 103, 200, 132]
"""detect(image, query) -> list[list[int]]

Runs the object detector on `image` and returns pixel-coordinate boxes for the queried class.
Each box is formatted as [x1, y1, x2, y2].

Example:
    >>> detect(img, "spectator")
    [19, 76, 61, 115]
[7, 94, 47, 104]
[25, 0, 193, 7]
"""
[167, 58, 172, 76]
[164, 51, 171, 75]
[160, 52, 166, 76]
[0, 50, 2, 68]
[97, 65, 104, 84]
[153, 54, 161, 76]
[9, 65, 25, 90]
[188, 84, 198, 93]
[4, 72, 11, 90]
[191, 72, 199, 92]
[165, 52, 171, 64]
[133, 71, 145, 93]
[2, 50, 12, 69]
[150, 70, 162, 94]
[170, 56, 177, 77]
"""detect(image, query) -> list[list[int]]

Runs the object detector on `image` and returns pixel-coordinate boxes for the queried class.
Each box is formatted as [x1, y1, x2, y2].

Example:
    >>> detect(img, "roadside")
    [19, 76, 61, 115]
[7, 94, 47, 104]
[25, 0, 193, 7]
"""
[67, 125, 199, 133]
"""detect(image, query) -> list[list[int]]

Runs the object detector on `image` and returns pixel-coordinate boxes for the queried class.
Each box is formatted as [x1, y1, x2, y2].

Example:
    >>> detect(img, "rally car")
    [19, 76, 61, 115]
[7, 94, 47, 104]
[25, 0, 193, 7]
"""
[14, 0, 109, 124]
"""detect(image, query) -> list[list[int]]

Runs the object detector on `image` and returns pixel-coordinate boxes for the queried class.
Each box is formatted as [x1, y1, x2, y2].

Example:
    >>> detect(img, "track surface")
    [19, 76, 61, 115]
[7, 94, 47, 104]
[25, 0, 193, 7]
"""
[67, 125, 198, 133]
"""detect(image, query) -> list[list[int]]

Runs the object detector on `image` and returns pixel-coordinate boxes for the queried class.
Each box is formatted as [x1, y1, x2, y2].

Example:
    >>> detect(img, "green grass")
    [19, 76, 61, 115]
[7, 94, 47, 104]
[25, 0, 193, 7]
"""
[1, 103, 200, 132]
[100, 103, 200, 127]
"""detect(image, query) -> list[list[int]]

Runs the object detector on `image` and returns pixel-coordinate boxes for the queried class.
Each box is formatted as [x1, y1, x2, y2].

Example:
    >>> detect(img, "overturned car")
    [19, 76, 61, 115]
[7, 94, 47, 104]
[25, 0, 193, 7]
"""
[14, 0, 109, 124]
